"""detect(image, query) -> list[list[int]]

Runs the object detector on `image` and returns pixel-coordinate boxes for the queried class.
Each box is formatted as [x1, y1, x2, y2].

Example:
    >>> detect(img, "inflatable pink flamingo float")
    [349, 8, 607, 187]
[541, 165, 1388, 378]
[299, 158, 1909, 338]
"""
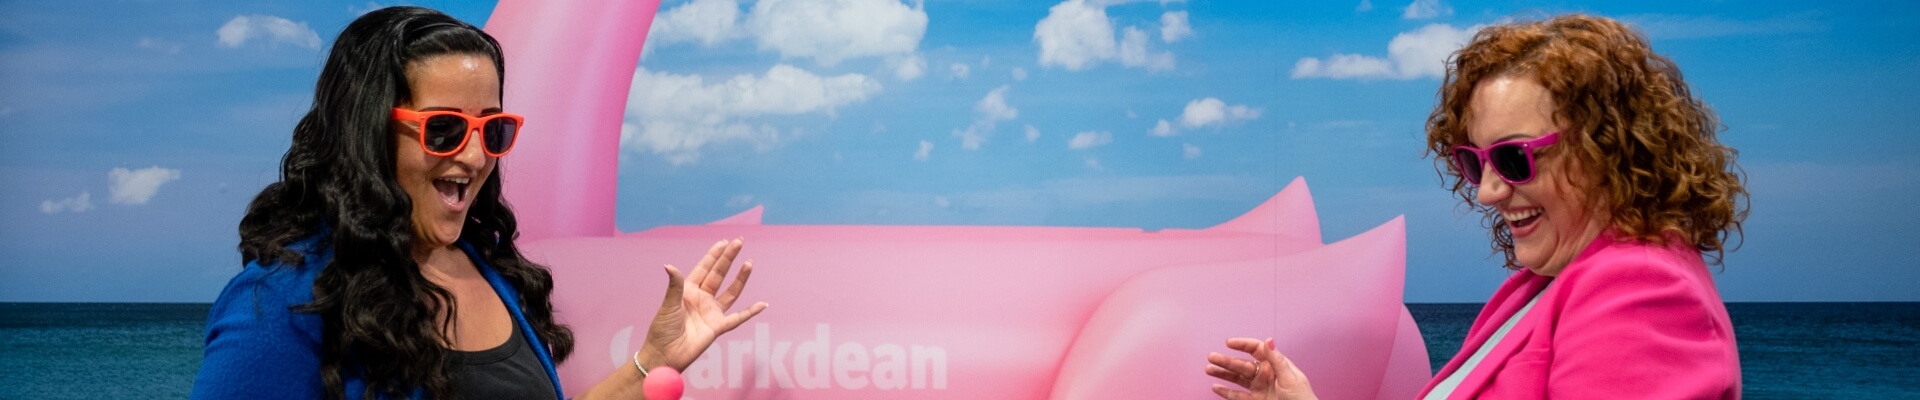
[483, 1, 1431, 398]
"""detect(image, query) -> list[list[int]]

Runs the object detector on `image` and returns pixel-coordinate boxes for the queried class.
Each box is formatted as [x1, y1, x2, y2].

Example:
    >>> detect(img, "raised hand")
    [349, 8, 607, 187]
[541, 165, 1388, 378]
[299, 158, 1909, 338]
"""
[1205, 337, 1318, 400]
[639, 238, 769, 371]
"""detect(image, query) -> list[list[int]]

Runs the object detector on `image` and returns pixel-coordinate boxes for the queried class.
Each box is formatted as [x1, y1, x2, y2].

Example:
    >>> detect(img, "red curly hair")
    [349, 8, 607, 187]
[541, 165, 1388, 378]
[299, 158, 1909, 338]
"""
[1424, 14, 1749, 268]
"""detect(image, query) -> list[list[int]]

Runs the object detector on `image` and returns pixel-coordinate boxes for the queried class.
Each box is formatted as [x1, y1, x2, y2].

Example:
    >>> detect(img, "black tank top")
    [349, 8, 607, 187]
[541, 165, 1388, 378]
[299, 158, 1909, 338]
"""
[447, 325, 557, 399]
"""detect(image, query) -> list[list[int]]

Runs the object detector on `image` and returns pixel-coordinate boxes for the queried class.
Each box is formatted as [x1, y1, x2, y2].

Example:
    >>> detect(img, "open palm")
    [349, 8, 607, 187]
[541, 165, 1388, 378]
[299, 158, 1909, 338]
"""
[641, 238, 769, 370]
[1206, 337, 1318, 400]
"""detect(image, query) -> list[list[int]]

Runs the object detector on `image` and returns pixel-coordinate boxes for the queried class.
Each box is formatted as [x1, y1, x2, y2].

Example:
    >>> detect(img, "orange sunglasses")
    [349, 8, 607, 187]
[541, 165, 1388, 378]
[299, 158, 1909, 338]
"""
[391, 108, 525, 157]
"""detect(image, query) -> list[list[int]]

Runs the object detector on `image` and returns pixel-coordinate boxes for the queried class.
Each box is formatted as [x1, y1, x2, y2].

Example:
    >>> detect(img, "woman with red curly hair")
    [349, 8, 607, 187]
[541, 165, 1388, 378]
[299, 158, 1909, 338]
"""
[1207, 14, 1748, 399]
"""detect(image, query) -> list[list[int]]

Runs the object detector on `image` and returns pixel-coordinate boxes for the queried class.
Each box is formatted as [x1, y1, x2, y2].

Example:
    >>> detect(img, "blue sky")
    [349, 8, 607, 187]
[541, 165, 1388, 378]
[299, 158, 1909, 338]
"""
[2, 0, 1916, 302]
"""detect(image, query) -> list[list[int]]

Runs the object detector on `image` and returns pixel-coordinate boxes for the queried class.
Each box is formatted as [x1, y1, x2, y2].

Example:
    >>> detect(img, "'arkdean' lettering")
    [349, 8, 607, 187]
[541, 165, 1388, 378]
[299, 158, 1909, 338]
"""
[683, 323, 949, 391]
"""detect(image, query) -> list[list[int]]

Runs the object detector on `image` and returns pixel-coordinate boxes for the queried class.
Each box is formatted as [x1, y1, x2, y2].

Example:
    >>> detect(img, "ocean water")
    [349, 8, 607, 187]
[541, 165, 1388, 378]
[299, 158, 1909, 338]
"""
[0, 303, 209, 399]
[1407, 302, 1920, 399]
[2, 302, 1914, 399]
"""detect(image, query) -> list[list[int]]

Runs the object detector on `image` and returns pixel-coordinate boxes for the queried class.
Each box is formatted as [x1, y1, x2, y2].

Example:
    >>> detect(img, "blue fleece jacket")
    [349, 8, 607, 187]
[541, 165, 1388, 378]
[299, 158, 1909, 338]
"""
[190, 239, 564, 400]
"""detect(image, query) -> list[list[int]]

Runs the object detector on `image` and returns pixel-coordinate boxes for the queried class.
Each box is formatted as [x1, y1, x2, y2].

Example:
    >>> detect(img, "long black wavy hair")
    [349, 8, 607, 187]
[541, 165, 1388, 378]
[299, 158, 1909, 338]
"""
[236, 6, 572, 399]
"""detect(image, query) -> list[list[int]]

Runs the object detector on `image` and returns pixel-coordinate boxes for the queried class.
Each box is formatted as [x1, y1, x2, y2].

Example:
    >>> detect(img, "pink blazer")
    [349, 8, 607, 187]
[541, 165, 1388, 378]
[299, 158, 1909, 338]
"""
[1417, 233, 1741, 399]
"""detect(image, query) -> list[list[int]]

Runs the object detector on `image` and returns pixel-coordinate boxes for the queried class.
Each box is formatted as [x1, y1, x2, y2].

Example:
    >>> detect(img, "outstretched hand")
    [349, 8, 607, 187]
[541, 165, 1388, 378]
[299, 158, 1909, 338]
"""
[1205, 337, 1317, 400]
[639, 238, 769, 371]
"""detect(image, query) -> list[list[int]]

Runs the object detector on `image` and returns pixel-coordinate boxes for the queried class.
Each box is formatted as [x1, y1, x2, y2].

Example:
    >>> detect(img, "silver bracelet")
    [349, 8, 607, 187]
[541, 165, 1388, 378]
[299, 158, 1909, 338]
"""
[632, 351, 649, 378]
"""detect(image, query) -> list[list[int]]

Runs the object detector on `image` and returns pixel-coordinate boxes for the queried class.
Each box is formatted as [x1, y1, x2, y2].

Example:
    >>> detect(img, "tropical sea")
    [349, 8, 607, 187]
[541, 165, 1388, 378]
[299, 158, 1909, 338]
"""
[1, 302, 1914, 399]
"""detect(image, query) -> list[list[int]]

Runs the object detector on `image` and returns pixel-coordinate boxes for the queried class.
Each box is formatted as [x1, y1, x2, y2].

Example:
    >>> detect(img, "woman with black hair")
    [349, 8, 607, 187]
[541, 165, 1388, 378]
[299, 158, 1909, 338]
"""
[190, 7, 764, 400]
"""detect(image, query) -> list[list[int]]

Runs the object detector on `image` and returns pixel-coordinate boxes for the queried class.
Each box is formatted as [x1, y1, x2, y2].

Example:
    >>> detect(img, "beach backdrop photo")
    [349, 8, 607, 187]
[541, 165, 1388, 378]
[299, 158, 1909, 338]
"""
[2, 0, 1916, 399]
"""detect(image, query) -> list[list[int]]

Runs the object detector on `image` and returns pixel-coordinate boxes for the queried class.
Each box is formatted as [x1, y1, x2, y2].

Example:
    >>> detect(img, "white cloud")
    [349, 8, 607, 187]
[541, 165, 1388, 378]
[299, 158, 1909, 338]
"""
[348, 2, 388, 15]
[915, 140, 933, 161]
[40, 191, 94, 214]
[976, 85, 1018, 121]
[108, 166, 182, 205]
[726, 194, 756, 207]
[890, 54, 926, 81]
[950, 63, 971, 80]
[624, 65, 883, 164]
[1160, 11, 1192, 42]
[1385, 23, 1476, 78]
[1291, 54, 1394, 79]
[1356, 0, 1374, 12]
[1068, 130, 1112, 149]
[746, 0, 928, 66]
[1011, 67, 1028, 81]
[650, 0, 929, 66]
[1179, 97, 1262, 128]
[138, 37, 182, 54]
[216, 15, 321, 49]
[1034, 0, 1178, 72]
[952, 85, 1019, 150]
[1401, 0, 1451, 20]
[1118, 26, 1175, 71]
[1080, 0, 1185, 7]
[1150, 119, 1176, 137]
[1024, 124, 1040, 142]
[1183, 143, 1201, 159]
[650, 0, 745, 47]
[1291, 23, 1476, 80]
[953, 124, 990, 149]
[1034, 0, 1114, 71]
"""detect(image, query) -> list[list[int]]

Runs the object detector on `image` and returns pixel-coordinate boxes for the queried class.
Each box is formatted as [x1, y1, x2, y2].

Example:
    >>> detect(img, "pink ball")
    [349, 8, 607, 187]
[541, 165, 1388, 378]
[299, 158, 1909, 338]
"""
[642, 366, 684, 400]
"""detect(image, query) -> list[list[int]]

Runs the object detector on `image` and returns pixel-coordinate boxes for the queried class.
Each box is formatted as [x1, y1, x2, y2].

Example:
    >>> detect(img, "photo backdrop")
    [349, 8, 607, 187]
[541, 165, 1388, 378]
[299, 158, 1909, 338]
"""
[6, 1, 1915, 304]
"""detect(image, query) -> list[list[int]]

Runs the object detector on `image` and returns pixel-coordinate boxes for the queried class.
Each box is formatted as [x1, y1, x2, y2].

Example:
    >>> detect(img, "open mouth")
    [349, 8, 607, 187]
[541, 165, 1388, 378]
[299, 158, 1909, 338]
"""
[432, 177, 471, 209]
[1503, 208, 1542, 230]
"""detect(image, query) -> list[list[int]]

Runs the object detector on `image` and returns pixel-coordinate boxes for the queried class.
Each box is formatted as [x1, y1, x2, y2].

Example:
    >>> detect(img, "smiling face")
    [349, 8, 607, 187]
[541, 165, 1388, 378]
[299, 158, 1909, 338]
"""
[394, 54, 500, 253]
[1465, 75, 1608, 276]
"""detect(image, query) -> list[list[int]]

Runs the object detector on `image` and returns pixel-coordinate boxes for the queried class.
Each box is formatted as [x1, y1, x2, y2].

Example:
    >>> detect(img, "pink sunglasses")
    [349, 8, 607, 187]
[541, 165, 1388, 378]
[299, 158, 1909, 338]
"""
[1450, 132, 1559, 185]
